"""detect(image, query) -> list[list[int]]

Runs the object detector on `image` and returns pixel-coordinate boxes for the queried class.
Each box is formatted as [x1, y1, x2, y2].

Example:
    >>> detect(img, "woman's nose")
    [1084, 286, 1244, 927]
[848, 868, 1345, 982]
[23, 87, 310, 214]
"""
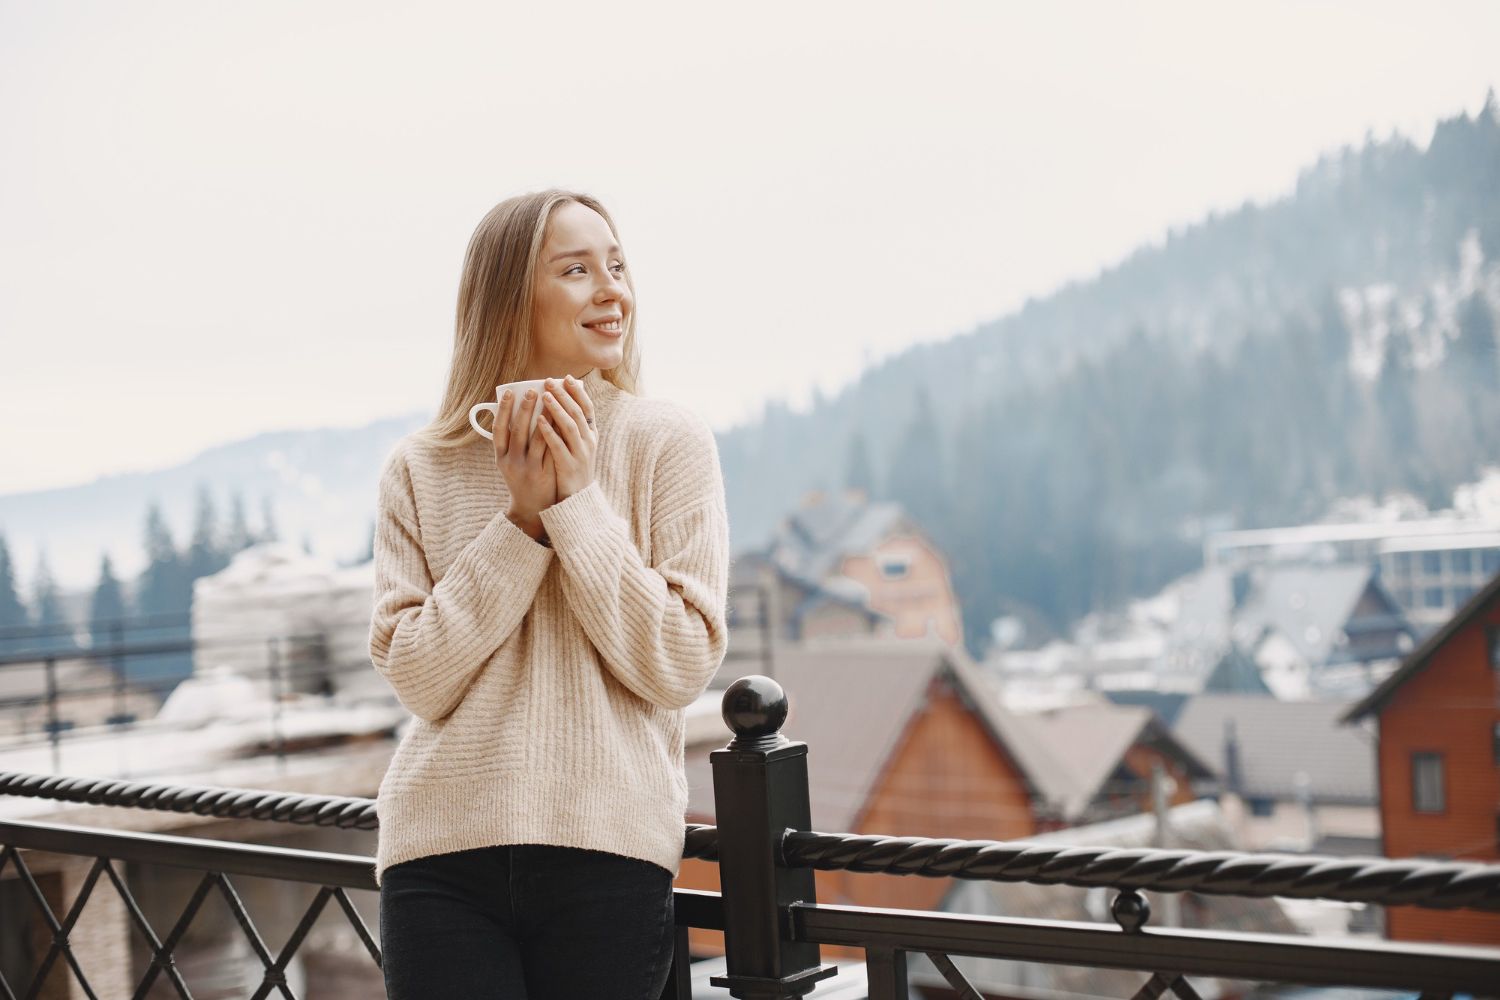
[597, 271, 627, 299]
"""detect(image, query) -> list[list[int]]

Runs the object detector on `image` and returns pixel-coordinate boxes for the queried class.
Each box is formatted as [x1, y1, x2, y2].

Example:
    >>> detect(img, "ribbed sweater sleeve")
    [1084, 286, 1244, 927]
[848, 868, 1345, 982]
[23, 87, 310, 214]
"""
[537, 408, 730, 710]
[368, 445, 555, 722]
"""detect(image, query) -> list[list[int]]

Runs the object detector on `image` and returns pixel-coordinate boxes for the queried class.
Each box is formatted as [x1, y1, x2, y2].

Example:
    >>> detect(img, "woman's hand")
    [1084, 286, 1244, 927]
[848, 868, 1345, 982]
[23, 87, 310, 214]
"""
[536, 374, 598, 502]
[493, 386, 556, 532]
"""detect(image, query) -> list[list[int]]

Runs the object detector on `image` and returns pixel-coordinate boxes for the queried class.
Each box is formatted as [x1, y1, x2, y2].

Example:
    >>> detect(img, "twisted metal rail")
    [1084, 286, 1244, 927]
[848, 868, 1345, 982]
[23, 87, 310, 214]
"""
[6, 770, 1499, 914]
[0, 770, 378, 829]
[780, 831, 1500, 913]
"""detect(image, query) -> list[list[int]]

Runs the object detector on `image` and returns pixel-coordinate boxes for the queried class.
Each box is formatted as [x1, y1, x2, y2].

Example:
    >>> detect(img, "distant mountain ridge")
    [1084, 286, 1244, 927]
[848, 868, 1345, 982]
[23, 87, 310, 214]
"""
[0, 412, 430, 593]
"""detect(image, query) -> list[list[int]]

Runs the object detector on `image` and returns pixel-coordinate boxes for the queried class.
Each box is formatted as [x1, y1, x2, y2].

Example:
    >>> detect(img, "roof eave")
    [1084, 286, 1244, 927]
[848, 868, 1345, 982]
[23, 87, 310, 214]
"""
[1340, 571, 1500, 724]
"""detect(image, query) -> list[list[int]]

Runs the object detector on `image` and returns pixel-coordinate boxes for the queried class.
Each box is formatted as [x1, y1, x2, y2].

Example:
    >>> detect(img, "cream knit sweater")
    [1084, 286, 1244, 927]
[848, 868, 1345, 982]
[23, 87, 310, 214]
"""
[367, 367, 730, 887]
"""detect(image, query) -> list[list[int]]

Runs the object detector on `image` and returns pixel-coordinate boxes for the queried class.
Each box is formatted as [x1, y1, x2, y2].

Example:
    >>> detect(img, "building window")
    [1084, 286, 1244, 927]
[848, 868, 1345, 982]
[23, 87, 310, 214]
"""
[1422, 587, 1445, 609]
[1421, 551, 1443, 576]
[1452, 549, 1473, 574]
[1483, 548, 1500, 576]
[1411, 752, 1445, 814]
[877, 553, 911, 579]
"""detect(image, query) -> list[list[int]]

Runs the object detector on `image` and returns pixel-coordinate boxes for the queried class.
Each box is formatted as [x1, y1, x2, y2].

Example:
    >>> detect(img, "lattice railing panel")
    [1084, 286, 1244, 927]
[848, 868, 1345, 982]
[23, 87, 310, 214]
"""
[0, 843, 381, 1000]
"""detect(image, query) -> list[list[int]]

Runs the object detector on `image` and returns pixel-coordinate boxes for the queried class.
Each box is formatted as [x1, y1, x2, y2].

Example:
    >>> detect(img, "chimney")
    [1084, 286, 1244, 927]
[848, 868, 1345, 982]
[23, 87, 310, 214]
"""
[1294, 770, 1318, 851]
[1223, 717, 1243, 796]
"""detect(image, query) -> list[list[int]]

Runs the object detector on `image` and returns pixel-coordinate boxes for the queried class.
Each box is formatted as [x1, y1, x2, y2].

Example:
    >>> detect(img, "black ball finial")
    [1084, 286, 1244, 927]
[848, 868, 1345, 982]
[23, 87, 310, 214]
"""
[1111, 889, 1151, 933]
[722, 675, 789, 748]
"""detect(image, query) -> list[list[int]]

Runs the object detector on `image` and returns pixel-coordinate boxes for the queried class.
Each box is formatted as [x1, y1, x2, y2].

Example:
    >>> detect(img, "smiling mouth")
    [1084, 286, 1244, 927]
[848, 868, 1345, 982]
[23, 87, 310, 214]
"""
[583, 319, 623, 334]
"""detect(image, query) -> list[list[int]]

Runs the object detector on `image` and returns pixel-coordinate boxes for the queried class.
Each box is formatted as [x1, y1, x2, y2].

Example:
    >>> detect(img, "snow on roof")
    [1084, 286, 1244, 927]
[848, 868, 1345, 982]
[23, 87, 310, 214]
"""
[1209, 515, 1498, 547]
[0, 695, 405, 819]
[154, 664, 271, 726]
[1375, 531, 1500, 553]
[195, 543, 373, 599]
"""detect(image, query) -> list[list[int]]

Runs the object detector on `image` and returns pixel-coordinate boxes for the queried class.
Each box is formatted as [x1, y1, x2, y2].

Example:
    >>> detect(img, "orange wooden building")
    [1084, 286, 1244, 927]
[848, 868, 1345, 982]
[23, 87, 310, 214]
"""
[1342, 570, 1500, 945]
[676, 637, 1211, 961]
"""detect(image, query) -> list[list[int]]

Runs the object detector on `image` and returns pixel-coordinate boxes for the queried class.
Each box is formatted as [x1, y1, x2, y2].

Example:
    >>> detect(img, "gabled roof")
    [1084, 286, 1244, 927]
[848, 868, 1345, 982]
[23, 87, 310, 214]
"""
[1101, 689, 1191, 727]
[1341, 570, 1500, 722]
[1001, 702, 1217, 821]
[1175, 693, 1375, 804]
[1203, 642, 1273, 695]
[765, 490, 912, 583]
[687, 637, 1212, 831]
[728, 549, 887, 628]
[1234, 563, 1385, 666]
[686, 637, 1051, 831]
[1164, 562, 1415, 672]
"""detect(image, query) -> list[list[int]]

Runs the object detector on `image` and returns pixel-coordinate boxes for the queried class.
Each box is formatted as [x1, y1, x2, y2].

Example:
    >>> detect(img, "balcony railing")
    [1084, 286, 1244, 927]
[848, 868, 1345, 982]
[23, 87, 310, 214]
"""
[0, 587, 779, 776]
[3, 674, 1500, 998]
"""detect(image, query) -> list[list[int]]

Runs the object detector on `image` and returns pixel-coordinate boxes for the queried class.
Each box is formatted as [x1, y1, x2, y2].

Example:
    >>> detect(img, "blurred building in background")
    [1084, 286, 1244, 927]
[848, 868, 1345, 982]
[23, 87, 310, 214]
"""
[1342, 572, 1500, 946]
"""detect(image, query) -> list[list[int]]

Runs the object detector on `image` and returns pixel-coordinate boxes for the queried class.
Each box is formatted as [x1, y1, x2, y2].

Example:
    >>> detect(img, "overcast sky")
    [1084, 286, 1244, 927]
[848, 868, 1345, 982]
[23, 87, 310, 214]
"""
[1, 0, 1496, 496]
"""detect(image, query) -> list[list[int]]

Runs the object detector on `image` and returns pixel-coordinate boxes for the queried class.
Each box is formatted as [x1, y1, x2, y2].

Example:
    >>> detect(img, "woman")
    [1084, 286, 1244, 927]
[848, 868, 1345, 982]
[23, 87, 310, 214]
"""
[368, 189, 731, 999]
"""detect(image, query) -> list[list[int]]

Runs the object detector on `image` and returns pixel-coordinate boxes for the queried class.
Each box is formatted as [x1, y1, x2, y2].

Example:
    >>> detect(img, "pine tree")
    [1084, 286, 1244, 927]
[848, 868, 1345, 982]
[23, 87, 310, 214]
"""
[186, 483, 228, 581]
[0, 532, 27, 631]
[1375, 330, 1418, 487]
[844, 428, 877, 499]
[31, 550, 77, 655]
[225, 490, 254, 552]
[88, 553, 128, 651]
[134, 502, 193, 685]
[885, 384, 950, 535]
[137, 501, 190, 617]
[1452, 292, 1499, 392]
[260, 494, 280, 544]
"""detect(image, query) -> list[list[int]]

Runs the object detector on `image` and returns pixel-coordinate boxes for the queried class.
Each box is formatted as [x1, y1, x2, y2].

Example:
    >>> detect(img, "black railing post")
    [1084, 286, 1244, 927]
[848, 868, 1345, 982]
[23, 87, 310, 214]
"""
[759, 583, 774, 683]
[268, 637, 286, 766]
[44, 656, 60, 774]
[709, 675, 837, 999]
[109, 621, 127, 726]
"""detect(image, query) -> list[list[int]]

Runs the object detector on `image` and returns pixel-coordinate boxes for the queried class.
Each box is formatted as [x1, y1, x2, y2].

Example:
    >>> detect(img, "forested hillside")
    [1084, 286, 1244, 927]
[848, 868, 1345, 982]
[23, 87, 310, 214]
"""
[717, 95, 1500, 658]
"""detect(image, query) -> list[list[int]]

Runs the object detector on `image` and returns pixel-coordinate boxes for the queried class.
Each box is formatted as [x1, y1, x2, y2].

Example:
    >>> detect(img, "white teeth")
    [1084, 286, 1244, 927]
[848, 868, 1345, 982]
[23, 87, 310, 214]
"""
[587, 319, 621, 331]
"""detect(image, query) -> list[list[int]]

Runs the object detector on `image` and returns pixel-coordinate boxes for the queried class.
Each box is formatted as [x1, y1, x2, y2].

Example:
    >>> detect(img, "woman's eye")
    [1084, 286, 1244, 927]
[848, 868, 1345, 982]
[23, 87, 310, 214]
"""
[565, 263, 627, 275]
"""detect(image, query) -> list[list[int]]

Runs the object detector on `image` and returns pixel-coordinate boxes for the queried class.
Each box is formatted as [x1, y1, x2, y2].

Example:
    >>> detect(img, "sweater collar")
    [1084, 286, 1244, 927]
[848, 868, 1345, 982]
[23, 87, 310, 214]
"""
[579, 366, 625, 425]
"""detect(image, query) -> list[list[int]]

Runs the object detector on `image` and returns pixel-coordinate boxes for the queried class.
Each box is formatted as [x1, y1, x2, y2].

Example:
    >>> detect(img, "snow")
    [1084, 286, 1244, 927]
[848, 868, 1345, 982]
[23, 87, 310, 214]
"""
[0, 692, 405, 820]
[1453, 466, 1500, 522]
[154, 664, 272, 726]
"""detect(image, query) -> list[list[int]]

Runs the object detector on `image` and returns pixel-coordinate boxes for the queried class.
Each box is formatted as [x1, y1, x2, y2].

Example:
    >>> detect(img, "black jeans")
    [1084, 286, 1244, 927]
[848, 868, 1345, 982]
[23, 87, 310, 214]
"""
[379, 842, 676, 1000]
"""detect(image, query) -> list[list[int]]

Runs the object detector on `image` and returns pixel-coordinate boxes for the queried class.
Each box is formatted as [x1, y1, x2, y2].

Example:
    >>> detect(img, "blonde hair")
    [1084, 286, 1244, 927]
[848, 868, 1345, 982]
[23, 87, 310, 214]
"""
[416, 188, 643, 448]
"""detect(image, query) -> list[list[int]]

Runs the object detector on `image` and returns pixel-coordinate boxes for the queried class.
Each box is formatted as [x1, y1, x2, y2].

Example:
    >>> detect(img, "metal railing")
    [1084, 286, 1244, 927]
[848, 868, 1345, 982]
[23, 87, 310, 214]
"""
[0, 587, 779, 778]
[2, 674, 1499, 998]
[0, 620, 385, 777]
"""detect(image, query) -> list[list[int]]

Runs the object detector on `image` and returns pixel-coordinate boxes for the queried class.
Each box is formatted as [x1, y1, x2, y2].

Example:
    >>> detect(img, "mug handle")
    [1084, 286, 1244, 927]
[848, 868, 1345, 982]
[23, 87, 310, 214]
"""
[469, 401, 499, 440]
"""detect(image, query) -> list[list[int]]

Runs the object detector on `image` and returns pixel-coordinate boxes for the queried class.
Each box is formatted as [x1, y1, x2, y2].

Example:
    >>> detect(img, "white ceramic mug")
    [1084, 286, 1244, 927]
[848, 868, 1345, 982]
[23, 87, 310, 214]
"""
[469, 380, 550, 441]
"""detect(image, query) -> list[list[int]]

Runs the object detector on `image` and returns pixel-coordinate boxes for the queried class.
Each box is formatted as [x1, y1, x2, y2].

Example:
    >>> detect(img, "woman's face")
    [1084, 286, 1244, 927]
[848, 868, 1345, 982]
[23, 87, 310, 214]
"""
[528, 200, 632, 379]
